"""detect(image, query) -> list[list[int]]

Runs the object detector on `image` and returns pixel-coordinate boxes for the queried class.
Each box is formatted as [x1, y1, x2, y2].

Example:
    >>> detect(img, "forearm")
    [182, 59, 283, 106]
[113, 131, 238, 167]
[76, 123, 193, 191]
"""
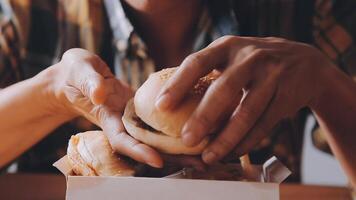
[311, 66, 356, 188]
[0, 67, 73, 167]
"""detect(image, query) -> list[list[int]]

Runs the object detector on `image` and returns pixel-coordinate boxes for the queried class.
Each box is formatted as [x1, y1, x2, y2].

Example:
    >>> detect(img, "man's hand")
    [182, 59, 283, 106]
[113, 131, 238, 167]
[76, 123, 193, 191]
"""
[49, 48, 162, 168]
[155, 36, 333, 164]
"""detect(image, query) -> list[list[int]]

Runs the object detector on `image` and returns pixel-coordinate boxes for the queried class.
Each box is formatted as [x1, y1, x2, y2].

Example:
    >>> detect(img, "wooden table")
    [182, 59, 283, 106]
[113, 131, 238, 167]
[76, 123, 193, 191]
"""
[0, 173, 353, 200]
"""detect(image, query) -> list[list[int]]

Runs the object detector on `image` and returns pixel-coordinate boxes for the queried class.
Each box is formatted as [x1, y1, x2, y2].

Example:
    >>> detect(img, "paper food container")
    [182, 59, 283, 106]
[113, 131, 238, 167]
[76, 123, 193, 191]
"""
[54, 156, 290, 200]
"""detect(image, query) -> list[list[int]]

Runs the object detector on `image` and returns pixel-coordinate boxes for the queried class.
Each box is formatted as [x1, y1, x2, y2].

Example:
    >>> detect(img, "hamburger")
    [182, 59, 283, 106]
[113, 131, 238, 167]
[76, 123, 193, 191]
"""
[122, 67, 219, 155]
[66, 67, 220, 176]
[67, 131, 135, 176]
[66, 67, 253, 179]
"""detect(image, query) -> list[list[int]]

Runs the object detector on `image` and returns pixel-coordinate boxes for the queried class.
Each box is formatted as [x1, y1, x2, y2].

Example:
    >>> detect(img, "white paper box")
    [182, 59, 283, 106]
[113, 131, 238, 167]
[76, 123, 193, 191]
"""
[54, 156, 290, 200]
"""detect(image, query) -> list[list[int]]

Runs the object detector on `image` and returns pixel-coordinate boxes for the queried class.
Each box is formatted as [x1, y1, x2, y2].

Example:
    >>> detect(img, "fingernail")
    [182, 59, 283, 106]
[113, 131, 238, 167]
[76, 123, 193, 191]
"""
[202, 151, 217, 164]
[182, 132, 197, 147]
[147, 160, 163, 168]
[155, 93, 171, 110]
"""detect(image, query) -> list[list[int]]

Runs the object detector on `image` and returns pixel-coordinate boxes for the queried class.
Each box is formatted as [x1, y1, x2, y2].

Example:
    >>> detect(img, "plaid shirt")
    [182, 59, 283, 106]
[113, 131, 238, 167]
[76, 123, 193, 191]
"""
[1, 0, 355, 182]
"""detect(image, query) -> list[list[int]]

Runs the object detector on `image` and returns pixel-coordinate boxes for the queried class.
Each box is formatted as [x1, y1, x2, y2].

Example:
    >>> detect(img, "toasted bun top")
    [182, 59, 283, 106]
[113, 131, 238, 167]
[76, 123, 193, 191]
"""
[67, 131, 135, 176]
[134, 67, 218, 137]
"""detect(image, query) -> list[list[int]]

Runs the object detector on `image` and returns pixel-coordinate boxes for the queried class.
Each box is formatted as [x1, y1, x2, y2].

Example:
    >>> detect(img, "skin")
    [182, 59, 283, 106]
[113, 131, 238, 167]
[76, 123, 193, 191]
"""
[0, 0, 203, 169]
[122, 0, 203, 67]
[0, 49, 162, 168]
[155, 36, 356, 188]
[1, 1, 355, 188]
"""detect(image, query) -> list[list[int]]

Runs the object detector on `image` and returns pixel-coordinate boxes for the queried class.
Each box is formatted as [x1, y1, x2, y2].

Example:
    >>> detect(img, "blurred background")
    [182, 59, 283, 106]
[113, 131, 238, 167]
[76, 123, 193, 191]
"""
[0, 0, 355, 190]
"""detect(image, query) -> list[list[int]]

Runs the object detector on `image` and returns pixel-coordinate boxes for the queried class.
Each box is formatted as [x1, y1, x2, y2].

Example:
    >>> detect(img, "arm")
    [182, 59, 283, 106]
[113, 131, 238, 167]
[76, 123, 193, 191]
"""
[0, 4, 162, 168]
[0, 49, 162, 168]
[309, 0, 356, 187]
[312, 66, 356, 188]
[0, 68, 71, 166]
[156, 36, 356, 188]
[0, 8, 61, 166]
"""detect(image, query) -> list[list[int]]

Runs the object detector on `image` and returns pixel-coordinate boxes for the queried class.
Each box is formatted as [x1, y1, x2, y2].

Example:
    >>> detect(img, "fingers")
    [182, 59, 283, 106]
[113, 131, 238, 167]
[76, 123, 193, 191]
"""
[181, 63, 250, 147]
[61, 49, 159, 167]
[234, 95, 284, 157]
[101, 114, 163, 168]
[63, 49, 115, 105]
[72, 64, 125, 106]
[161, 154, 206, 171]
[201, 79, 276, 164]
[89, 58, 116, 105]
[97, 84, 155, 167]
[90, 75, 107, 105]
[155, 37, 232, 110]
[102, 78, 134, 111]
[110, 132, 163, 168]
[66, 62, 105, 106]
[180, 50, 266, 148]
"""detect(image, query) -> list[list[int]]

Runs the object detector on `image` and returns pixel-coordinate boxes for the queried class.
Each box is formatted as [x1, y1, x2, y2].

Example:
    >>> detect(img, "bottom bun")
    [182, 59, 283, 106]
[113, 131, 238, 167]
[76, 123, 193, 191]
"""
[67, 131, 135, 176]
[122, 99, 209, 155]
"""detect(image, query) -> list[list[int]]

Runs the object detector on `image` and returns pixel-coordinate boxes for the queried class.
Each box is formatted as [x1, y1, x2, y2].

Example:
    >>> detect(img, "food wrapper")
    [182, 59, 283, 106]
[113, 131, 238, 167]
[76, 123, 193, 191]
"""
[164, 156, 290, 183]
[54, 156, 290, 200]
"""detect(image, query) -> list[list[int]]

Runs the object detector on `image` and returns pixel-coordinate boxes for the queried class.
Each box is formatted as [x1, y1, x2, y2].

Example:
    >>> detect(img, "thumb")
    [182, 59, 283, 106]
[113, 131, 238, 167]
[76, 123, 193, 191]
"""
[73, 67, 108, 105]
[88, 74, 107, 105]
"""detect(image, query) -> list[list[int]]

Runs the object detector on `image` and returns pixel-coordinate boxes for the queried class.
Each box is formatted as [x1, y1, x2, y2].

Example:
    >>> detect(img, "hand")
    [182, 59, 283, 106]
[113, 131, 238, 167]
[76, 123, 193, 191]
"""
[48, 48, 162, 167]
[161, 154, 206, 171]
[155, 36, 332, 164]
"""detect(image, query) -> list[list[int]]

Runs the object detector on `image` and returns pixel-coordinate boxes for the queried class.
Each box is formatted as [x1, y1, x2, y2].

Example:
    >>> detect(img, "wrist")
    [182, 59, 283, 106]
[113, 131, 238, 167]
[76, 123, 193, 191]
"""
[309, 64, 344, 113]
[33, 64, 77, 121]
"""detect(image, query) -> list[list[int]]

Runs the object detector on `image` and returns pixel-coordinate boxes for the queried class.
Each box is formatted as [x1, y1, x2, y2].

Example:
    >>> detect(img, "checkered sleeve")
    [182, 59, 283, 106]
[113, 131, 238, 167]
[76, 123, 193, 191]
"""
[0, 9, 22, 88]
[311, 0, 356, 154]
[313, 0, 356, 80]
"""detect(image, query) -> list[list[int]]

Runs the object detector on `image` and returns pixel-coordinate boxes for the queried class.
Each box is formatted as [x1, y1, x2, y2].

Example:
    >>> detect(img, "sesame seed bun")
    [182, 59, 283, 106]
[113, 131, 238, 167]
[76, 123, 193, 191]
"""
[122, 67, 219, 155]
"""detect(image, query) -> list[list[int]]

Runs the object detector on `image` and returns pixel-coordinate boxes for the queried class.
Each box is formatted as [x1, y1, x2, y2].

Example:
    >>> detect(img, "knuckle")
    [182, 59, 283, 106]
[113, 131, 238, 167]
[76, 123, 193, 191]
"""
[232, 45, 257, 63]
[234, 106, 257, 130]
[252, 48, 268, 59]
[215, 137, 236, 153]
[107, 133, 120, 146]
[105, 127, 134, 152]
[243, 44, 258, 52]
[114, 132, 127, 144]
[62, 48, 102, 69]
[211, 35, 240, 50]
[62, 48, 78, 59]
[238, 104, 259, 119]
[92, 105, 108, 123]
[265, 36, 278, 41]
[194, 113, 214, 132]
[64, 86, 82, 104]
[265, 36, 287, 42]
[183, 53, 205, 69]
[62, 48, 87, 61]
[252, 49, 281, 67]
[217, 35, 238, 45]
[209, 35, 241, 56]
[79, 78, 91, 96]
[108, 132, 126, 151]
